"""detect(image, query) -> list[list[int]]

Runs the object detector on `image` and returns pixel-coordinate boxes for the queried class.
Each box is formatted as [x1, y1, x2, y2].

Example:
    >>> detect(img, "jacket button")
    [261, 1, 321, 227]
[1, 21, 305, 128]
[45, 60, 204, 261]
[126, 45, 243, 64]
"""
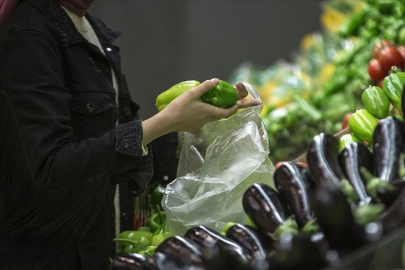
[86, 102, 95, 112]
[123, 106, 131, 116]
[106, 47, 112, 52]
[124, 140, 129, 148]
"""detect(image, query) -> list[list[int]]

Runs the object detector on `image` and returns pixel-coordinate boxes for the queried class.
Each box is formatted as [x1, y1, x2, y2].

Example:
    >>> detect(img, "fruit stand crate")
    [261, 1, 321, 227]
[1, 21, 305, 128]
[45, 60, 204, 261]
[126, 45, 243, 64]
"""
[322, 225, 405, 270]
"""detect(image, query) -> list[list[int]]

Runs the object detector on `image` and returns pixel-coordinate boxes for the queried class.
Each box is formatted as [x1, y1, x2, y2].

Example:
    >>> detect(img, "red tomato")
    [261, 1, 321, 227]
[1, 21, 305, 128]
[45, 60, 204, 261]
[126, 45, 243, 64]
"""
[368, 59, 387, 81]
[295, 161, 308, 168]
[397, 45, 405, 68]
[372, 40, 391, 59]
[341, 113, 352, 130]
[377, 80, 383, 88]
[378, 46, 403, 72]
[274, 161, 286, 170]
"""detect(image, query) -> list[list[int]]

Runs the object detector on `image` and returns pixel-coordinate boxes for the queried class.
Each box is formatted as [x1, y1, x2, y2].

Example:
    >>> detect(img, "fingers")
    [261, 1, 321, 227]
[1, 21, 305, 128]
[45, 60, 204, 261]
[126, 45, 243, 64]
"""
[235, 82, 248, 100]
[189, 78, 219, 97]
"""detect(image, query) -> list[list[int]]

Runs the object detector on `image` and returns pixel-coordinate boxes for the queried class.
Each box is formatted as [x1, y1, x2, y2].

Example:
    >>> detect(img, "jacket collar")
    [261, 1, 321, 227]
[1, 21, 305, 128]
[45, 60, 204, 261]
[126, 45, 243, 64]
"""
[25, 0, 121, 44]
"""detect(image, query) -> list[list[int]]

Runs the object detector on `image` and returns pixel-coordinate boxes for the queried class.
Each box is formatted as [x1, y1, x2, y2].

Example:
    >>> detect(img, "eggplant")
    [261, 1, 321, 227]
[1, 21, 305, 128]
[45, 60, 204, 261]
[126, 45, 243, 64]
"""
[266, 232, 328, 270]
[242, 183, 297, 239]
[110, 253, 157, 270]
[273, 161, 316, 229]
[313, 181, 367, 256]
[372, 117, 404, 183]
[376, 179, 405, 207]
[379, 186, 405, 233]
[225, 224, 272, 260]
[307, 133, 346, 186]
[338, 142, 373, 205]
[154, 235, 205, 268]
[184, 225, 251, 264]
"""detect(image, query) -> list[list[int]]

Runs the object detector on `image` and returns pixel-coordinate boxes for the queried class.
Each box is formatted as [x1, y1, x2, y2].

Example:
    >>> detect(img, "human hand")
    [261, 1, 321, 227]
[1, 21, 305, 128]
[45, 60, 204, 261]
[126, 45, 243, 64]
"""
[163, 78, 261, 131]
[142, 78, 261, 145]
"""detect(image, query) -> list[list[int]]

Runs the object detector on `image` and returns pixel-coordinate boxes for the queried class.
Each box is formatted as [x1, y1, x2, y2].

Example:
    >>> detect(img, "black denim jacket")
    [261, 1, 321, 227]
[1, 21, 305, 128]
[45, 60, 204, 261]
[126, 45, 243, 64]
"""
[0, 0, 172, 269]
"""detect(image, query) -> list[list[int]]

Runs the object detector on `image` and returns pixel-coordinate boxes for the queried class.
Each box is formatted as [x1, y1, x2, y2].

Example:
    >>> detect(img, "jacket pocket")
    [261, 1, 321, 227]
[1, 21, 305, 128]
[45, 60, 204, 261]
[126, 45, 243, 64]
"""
[69, 86, 117, 117]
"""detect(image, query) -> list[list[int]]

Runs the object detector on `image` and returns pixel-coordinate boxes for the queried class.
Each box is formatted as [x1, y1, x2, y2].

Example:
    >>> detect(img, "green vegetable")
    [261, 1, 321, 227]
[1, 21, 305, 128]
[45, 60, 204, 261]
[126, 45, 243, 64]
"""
[150, 185, 165, 210]
[155, 80, 201, 112]
[150, 232, 172, 247]
[220, 222, 237, 236]
[339, 133, 362, 153]
[113, 236, 151, 255]
[200, 80, 238, 108]
[382, 71, 405, 112]
[361, 85, 390, 119]
[348, 109, 378, 143]
[116, 230, 154, 242]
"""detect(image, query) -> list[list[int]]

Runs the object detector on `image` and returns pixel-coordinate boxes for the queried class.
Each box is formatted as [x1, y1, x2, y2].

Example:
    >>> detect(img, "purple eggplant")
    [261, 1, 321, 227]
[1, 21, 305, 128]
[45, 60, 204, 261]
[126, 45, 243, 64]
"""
[313, 181, 367, 256]
[379, 186, 405, 233]
[307, 133, 346, 187]
[242, 183, 298, 239]
[266, 232, 328, 270]
[273, 161, 316, 229]
[153, 235, 206, 269]
[376, 179, 405, 207]
[225, 224, 272, 260]
[338, 142, 373, 205]
[184, 225, 252, 265]
[372, 117, 404, 183]
[110, 253, 157, 270]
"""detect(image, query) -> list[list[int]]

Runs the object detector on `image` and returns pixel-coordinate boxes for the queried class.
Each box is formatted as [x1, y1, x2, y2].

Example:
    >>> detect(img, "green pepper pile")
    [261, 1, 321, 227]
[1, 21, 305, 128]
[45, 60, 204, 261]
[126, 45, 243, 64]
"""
[113, 186, 173, 256]
[228, 0, 405, 163]
[347, 71, 404, 145]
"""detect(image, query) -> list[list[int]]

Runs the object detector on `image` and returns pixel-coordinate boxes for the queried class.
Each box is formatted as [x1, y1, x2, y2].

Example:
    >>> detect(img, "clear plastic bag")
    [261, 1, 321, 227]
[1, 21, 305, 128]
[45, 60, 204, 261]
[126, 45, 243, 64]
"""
[162, 83, 275, 235]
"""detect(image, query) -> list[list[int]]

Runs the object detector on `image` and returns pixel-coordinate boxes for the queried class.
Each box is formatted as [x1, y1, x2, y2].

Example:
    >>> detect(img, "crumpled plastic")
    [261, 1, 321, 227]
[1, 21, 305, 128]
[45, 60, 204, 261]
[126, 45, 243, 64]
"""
[162, 83, 275, 235]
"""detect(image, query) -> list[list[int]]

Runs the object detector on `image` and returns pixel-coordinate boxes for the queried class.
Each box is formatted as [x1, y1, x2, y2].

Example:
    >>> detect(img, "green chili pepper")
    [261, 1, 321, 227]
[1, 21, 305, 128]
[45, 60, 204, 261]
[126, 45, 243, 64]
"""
[155, 80, 201, 112]
[113, 237, 151, 255]
[382, 71, 405, 112]
[339, 133, 362, 153]
[200, 80, 238, 108]
[348, 109, 379, 143]
[150, 211, 166, 234]
[361, 85, 390, 119]
[339, 9, 366, 37]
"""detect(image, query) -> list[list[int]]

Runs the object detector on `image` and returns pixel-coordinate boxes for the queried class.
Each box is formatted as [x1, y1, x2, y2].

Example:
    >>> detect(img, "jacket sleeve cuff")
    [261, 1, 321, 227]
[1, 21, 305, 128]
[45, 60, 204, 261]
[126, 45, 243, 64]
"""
[115, 120, 145, 156]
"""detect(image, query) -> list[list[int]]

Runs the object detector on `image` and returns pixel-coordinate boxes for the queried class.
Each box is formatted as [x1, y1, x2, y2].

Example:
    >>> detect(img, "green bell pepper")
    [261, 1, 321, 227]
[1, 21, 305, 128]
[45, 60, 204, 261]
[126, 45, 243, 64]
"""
[155, 80, 201, 112]
[150, 185, 165, 210]
[348, 109, 379, 143]
[382, 71, 405, 112]
[116, 230, 154, 241]
[339, 133, 362, 153]
[200, 80, 238, 108]
[361, 85, 390, 119]
[150, 232, 172, 247]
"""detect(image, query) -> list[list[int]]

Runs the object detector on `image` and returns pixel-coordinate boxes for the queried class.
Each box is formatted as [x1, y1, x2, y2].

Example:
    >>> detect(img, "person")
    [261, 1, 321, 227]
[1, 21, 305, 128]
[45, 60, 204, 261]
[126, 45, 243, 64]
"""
[0, 0, 261, 269]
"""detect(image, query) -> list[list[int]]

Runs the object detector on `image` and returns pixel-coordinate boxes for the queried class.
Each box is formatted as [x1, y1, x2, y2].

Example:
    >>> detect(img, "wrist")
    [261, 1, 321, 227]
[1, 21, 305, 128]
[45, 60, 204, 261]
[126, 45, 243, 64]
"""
[142, 112, 173, 145]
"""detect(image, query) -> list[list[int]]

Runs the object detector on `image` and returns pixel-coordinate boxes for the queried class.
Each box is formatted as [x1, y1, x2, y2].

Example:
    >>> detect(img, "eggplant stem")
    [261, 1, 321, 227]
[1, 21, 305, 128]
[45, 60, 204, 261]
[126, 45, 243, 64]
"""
[271, 217, 298, 240]
[339, 178, 359, 204]
[360, 167, 394, 199]
[353, 203, 385, 225]
[399, 153, 405, 179]
[301, 219, 320, 235]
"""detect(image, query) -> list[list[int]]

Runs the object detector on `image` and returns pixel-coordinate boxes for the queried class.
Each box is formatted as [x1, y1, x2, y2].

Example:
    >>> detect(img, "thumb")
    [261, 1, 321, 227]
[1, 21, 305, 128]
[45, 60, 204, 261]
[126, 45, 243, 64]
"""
[189, 78, 218, 97]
